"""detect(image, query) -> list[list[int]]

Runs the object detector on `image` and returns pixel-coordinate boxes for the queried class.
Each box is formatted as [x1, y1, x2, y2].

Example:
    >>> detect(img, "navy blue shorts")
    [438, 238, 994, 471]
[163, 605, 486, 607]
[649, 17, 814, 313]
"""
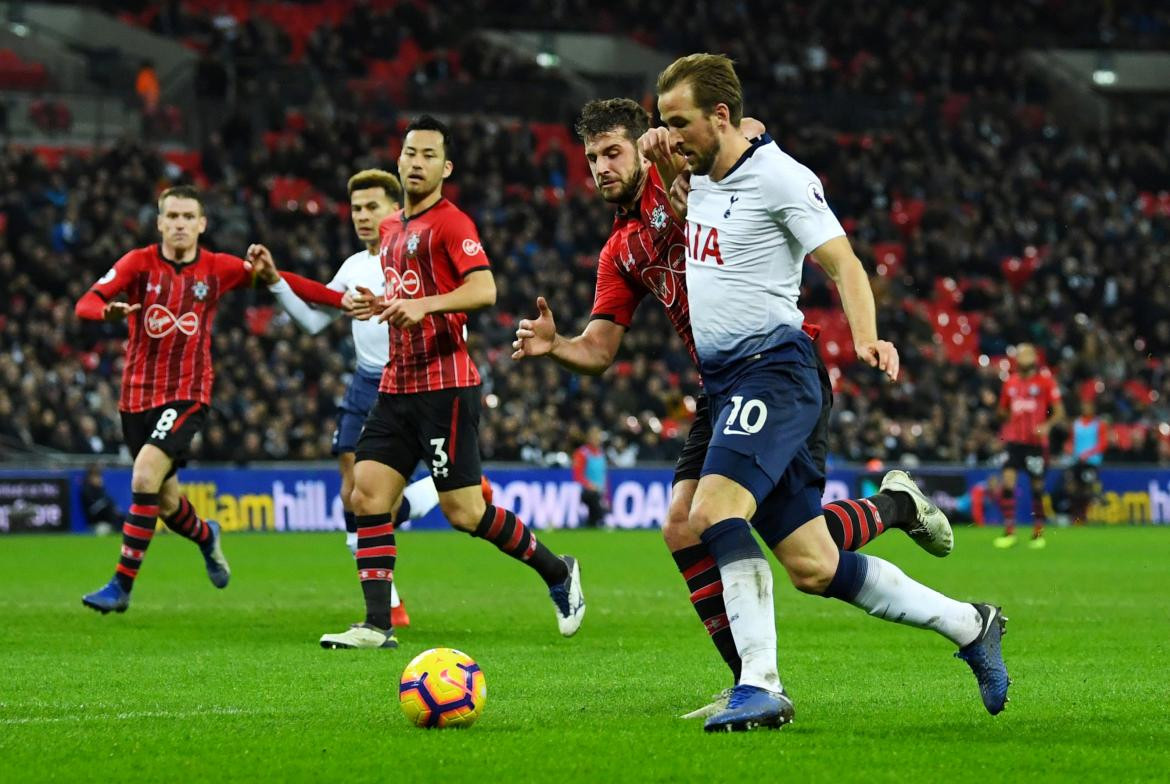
[332, 367, 383, 455]
[701, 342, 825, 547]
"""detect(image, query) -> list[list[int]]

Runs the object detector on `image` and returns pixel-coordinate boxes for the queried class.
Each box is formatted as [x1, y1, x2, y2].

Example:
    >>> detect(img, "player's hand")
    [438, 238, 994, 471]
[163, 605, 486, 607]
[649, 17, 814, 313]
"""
[101, 301, 141, 322]
[855, 339, 900, 381]
[511, 296, 557, 360]
[344, 285, 381, 320]
[739, 116, 766, 140]
[637, 127, 676, 168]
[246, 243, 280, 285]
[667, 170, 691, 220]
[380, 297, 429, 329]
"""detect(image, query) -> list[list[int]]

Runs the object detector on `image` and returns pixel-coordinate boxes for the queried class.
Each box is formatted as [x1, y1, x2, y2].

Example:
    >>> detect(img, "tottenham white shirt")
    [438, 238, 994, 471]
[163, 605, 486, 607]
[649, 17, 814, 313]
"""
[684, 136, 845, 368]
[269, 249, 388, 373]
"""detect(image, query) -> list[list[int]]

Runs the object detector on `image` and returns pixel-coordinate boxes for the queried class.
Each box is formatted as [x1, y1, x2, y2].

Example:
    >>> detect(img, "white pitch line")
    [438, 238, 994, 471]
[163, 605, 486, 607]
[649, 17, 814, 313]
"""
[0, 706, 256, 725]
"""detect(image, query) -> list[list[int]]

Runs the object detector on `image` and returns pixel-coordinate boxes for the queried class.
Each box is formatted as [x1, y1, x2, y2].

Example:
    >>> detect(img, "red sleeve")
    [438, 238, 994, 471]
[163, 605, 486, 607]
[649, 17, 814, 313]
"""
[213, 253, 253, 291]
[441, 209, 491, 277]
[280, 271, 345, 308]
[591, 244, 645, 328]
[76, 250, 141, 319]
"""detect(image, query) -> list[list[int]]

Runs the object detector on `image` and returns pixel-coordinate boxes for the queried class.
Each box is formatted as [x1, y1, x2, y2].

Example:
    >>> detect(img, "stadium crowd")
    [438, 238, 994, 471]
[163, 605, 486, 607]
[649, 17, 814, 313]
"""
[2, 1, 1169, 467]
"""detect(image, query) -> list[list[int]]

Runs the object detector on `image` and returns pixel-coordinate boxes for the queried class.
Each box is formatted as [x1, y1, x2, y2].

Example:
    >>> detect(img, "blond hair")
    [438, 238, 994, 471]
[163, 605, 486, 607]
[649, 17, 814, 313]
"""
[347, 169, 403, 204]
[656, 53, 743, 125]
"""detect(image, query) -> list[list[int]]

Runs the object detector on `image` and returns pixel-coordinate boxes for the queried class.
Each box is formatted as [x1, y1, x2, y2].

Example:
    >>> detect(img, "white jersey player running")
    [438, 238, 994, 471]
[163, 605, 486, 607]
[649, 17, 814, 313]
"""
[656, 53, 1010, 733]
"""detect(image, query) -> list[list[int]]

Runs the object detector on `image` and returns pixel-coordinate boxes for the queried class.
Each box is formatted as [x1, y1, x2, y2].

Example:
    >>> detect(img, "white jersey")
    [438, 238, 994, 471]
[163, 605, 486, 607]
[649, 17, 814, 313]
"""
[684, 137, 844, 368]
[329, 250, 389, 373]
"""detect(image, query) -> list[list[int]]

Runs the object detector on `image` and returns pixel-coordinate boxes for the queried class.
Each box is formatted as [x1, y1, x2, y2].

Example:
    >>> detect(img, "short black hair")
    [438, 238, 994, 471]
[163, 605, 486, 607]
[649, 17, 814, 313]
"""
[575, 98, 651, 143]
[157, 185, 203, 214]
[403, 114, 453, 160]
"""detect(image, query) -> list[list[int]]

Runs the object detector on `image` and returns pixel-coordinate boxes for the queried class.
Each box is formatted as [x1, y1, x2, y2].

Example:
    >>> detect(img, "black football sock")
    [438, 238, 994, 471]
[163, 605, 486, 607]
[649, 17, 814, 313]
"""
[355, 513, 396, 630]
[672, 544, 741, 683]
[114, 492, 159, 592]
[472, 505, 568, 586]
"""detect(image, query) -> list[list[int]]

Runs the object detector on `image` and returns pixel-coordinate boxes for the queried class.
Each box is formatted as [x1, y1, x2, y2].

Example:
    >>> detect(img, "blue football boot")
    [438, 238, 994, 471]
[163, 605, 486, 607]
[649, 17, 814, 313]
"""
[199, 520, 231, 588]
[955, 603, 1011, 715]
[703, 684, 794, 732]
[82, 578, 130, 614]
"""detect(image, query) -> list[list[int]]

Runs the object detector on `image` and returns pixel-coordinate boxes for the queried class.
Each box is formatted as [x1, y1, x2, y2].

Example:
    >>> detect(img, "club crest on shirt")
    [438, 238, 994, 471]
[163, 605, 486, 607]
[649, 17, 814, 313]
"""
[1029, 384, 1039, 396]
[406, 232, 420, 258]
[649, 204, 668, 231]
[192, 279, 209, 301]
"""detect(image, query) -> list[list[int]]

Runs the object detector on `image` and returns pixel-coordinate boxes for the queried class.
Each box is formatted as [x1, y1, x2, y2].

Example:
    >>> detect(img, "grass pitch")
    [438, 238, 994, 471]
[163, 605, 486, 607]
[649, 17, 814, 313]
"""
[1, 526, 1167, 783]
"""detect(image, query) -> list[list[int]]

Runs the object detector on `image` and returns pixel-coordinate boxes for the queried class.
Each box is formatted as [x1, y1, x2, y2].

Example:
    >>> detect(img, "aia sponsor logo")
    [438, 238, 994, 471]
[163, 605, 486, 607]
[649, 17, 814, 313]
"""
[385, 267, 421, 299]
[144, 304, 198, 338]
[461, 238, 482, 256]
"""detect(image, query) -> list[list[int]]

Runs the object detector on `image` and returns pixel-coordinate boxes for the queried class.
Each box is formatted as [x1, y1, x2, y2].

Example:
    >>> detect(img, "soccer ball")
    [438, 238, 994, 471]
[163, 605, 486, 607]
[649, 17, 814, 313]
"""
[398, 648, 487, 728]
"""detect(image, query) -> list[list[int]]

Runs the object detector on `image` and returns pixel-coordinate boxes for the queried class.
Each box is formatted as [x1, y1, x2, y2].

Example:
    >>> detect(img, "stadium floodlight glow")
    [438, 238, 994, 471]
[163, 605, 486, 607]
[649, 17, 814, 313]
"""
[10, 23, 29, 36]
[1092, 69, 1117, 86]
[536, 52, 560, 68]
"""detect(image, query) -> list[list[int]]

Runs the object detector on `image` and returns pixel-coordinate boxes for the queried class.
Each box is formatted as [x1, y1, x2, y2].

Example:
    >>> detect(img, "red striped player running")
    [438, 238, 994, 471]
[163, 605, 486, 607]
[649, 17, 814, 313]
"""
[78, 185, 345, 614]
[993, 343, 1066, 549]
[317, 116, 584, 650]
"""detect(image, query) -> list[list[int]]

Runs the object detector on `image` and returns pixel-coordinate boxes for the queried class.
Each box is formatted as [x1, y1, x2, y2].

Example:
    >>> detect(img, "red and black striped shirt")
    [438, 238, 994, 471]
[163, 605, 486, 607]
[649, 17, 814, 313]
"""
[78, 245, 251, 412]
[377, 199, 490, 394]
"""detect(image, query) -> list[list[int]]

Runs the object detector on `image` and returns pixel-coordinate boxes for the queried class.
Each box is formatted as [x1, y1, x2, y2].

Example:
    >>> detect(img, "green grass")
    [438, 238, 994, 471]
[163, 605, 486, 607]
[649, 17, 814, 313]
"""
[1, 526, 1168, 783]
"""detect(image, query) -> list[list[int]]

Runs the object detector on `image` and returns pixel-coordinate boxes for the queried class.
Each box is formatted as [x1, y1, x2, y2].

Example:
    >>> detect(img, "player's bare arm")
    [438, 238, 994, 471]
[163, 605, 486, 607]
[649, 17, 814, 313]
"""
[511, 297, 625, 375]
[810, 235, 899, 381]
[247, 243, 280, 285]
[380, 269, 496, 329]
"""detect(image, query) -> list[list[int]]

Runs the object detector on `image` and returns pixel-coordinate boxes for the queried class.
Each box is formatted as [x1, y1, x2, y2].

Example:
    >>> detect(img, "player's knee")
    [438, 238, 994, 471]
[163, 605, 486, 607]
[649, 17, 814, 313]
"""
[439, 499, 483, 532]
[129, 470, 162, 495]
[350, 485, 380, 516]
[785, 553, 836, 595]
[662, 507, 698, 551]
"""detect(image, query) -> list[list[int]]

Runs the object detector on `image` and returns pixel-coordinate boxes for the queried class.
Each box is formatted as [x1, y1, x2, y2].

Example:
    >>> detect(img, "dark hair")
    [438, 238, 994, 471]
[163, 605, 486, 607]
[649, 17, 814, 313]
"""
[347, 169, 403, 204]
[403, 114, 453, 160]
[157, 185, 203, 213]
[656, 53, 743, 125]
[575, 98, 651, 143]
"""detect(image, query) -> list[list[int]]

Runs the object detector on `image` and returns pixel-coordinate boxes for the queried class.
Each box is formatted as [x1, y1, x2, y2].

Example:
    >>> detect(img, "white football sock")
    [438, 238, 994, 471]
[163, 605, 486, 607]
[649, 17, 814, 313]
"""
[403, 476, 440, 520]
[345, 531, 357, 556]
[390, 581, 401, 609]
[851, 554, 984, 646]
[720, 555, 781, 692]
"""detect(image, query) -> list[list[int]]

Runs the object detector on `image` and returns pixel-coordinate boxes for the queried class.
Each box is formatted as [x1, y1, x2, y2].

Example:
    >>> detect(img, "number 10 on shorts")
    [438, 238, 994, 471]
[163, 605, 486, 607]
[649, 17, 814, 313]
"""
[430, 437, 450, 478]
[723, 395, 768, 436]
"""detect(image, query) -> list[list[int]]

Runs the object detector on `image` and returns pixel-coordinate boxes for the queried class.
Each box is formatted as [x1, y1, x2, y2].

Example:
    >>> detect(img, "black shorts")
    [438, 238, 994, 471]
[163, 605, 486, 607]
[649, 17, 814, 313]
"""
[673, 352, 834, 487]
[355, 386, 482, 492]
[1072, 461, 1100, 490]
[1005, 444, 1047, 480]
[120, 401, 208, 478]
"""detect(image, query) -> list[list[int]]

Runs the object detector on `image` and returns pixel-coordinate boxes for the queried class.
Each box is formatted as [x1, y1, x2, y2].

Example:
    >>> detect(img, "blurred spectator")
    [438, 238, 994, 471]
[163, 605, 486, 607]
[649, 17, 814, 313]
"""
[572, 426, 608, 528]
[80, 464, 120, 535]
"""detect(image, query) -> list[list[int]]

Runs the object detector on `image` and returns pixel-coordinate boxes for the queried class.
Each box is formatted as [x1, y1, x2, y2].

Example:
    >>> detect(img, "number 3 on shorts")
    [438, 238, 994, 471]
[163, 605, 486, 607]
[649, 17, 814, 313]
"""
[723, 395, 768, 436]
[151, 408, 178, 440]
[430, 437, 450, 478]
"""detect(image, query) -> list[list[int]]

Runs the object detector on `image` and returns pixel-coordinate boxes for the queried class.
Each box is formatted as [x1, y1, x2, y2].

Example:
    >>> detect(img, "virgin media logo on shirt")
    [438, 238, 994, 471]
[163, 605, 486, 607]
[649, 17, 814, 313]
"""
[144, 304, 199, 338]
[385, 267, 421, 299]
